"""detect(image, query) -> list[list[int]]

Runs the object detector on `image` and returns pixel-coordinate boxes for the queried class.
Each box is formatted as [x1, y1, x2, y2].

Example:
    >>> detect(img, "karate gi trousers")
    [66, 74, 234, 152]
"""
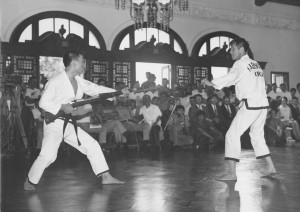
[225, 102, 270, 162]
[28, 119, 109, 184]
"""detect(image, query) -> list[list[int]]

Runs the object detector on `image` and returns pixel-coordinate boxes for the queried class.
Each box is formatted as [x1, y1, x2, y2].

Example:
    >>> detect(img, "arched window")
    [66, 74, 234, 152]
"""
[10, 11, 106, 50]
[192, 31, 239, 57]
[112, 24, 188, 56]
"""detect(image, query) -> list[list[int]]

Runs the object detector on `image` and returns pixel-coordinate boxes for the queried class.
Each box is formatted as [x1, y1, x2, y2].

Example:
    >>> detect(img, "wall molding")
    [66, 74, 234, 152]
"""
[54, 0, 300, 31]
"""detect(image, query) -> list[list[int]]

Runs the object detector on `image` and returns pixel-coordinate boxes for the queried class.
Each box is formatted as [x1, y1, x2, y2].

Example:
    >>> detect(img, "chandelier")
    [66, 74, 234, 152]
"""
[115, 0, 189, 31]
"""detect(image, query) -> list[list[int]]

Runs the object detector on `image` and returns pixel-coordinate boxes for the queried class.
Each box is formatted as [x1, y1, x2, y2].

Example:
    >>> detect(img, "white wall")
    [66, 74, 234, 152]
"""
[1, 0, 300, 88]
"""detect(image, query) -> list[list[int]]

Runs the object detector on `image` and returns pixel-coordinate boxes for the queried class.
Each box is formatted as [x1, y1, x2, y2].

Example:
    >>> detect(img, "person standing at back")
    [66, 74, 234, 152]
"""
[202, 37, 276, 180]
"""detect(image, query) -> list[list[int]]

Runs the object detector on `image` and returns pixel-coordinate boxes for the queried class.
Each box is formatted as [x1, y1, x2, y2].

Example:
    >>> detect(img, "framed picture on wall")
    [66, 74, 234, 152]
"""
[271, 72, 289, 90]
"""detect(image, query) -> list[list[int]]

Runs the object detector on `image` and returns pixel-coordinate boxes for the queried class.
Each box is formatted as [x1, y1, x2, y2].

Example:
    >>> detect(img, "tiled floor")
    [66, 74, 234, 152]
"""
[2, 143, 300, 212]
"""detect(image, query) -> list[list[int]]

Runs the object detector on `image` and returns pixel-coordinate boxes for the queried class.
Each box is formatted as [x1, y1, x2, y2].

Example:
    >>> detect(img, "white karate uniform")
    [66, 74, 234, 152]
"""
[212, 55, 270, 161]
[28, 71, 116, 184]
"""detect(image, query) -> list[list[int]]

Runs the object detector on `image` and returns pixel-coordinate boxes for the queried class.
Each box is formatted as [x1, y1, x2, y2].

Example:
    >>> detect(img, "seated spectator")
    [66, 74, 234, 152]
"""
[115, 96, 149, 142]
[151, 96, 160, 106]
[206, 95, 222, 131]
[136, 95, 163, 149]
[179, 92, 192, 116]
[76, 105, 107, 144]
[289, 97, 300, 125]
[188, 94, 207, 124]
[167, 105, 193, 148]
[97, 78, 107, 87]
[191, 110, 223, 150]
[192, 83, 208, 100]
[265, 109, 285, 146]
[92, 101, 130, 145]
[278, 83, 292, 102]
[290, 88, 296, 98]
[267, 83, 279, 100]
[158, 92, 170, 113]
[278, 97, 300, 141]
[219, 96, 236, 135]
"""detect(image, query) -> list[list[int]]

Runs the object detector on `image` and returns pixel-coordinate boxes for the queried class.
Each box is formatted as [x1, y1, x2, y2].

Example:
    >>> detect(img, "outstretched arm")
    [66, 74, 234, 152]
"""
[201, 78, 215, 87]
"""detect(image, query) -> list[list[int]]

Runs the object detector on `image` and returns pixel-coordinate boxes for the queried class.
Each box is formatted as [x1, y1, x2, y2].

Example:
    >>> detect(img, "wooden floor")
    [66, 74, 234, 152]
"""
[2, 143, 300, 212]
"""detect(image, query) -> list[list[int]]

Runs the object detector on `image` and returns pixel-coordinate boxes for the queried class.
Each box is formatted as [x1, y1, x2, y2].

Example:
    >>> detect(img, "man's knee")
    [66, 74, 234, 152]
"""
[38, 152, 57, 166]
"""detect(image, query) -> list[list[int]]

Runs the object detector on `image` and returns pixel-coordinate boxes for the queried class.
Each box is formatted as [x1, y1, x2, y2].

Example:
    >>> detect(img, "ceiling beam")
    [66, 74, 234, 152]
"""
[255, 0, 300, 7]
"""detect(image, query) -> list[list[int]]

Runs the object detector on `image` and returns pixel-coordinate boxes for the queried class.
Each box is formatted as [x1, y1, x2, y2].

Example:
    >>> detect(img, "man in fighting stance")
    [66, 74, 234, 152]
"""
[202, 37, 276, 180]
[24, 50, 125, 190]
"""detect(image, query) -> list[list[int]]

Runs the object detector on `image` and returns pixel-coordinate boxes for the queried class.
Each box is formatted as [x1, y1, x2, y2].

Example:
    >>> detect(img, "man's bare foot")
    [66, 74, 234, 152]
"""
[101, 173, 125, 185]
[24, 178, 35, 191]
[216, 173, 237, 181]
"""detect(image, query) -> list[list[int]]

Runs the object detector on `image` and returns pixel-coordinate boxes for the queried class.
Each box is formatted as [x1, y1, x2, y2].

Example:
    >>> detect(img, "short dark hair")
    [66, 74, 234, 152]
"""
[230, 37, 250, 53]
[175, 104, 185, 112]
[63, 50, 85, 67]
[194, 94, 202, 99]
[297, 82, 300, 89]
[290, 88, 296, 92]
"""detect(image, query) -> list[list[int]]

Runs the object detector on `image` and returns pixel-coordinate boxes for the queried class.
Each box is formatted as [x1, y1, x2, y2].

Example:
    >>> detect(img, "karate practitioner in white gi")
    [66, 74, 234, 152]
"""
[202, 37, 276, 180]
[24, 50, 125, 190]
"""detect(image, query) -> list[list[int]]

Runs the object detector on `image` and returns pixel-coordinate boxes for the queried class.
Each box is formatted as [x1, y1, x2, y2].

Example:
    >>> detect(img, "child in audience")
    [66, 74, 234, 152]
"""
[167, 105, 193, 148]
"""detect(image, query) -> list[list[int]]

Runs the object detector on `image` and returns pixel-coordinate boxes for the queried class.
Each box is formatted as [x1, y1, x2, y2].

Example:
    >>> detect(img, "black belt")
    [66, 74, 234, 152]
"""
[59, 115, 81, 146]
[241, 99, 269, 110]
[121, 119, 138, 124]
[26, 105, 36, 109]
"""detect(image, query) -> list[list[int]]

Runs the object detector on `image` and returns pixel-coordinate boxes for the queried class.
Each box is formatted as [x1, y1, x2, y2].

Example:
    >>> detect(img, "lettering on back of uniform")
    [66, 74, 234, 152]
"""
[247, 62, 264, 77]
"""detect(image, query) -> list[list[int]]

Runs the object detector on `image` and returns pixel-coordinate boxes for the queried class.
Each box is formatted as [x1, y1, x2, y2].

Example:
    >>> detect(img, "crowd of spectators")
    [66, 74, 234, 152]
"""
[1, 73, 300, 153]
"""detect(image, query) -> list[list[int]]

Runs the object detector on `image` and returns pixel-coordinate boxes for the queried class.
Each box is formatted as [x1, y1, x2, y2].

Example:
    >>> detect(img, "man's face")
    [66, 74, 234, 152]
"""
[162, 79, 168, 86]
[195, 96, 202, 105]
[189, 98, 196, 105]
[290, 89, 296, 96]
[143, 95, 151, 106]
[151, 97, 159, 105]
[230, 43, 243, 61]
[223, 97, 230, 105]
[272, 84, 277, 91]
[291, 99, 298, 106]
[176, 108, 184, 116]
[280, 84, 286, 92]
[73, 55, 86, 75]
[211, 96, 218, 105]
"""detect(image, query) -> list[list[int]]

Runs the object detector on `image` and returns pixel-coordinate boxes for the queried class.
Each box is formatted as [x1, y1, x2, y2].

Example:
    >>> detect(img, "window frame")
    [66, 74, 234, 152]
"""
[9, 11, 106, 50]
[191, 31, 239, 57]
[111, 24, 188, 56]
[271, 71, 289, 90]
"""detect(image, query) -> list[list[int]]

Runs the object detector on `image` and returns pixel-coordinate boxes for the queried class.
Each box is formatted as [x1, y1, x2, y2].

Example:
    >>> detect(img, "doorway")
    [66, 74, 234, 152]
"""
[135, 62, 171, 87]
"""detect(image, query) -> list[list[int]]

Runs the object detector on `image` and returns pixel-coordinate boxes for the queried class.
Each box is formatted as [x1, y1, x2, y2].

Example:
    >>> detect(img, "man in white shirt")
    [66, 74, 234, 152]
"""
[137, 94, 162, 149]
[267, 83, 279, 100]
[278, 83, 292, 102]
[24, 50, 124, 190]
[202, 37, 276, 181]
